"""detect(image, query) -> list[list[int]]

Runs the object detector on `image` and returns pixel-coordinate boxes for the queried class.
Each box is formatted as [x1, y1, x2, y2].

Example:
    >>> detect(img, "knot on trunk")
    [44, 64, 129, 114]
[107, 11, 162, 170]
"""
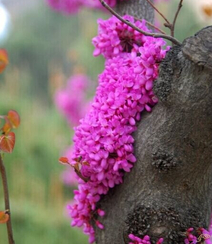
[125, 205, 205, 244]
[182, 26, 212, 70]
[152, 149, 179, 171]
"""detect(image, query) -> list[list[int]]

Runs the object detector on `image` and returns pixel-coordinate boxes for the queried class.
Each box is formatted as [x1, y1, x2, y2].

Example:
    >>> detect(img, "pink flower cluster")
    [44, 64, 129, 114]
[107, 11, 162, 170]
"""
[46, 0, 116, 14]
[46, 0, 172, 15]
[55, 74, 91, 127]
[129, 234, 163, 244]
[67, 15, 168, 243]
[61, 146, 78, 186]
[55, 75, 92, 187]
[92, 16, 150, 59]
[129, 220, 212, 244]
[184, 225, 212, 244]
[46, 0, 171, 15]
[46, 0, 83, 14]
[184, 228, 199, 244]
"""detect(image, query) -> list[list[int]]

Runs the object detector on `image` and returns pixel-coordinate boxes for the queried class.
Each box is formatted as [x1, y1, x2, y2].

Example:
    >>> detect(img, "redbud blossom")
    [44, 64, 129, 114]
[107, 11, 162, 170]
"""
[67, 15, 169, 243]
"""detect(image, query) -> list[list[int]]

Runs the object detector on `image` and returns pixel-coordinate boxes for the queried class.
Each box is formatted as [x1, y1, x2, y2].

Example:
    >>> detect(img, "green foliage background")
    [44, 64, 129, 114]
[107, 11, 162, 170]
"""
[0, 0, 204, 243]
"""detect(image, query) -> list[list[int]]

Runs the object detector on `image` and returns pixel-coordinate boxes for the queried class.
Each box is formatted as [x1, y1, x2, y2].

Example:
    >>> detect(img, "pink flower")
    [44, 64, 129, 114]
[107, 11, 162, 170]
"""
[56, 75, 93, 188]
[46, 0, 84, 14]
[61, 167, 78, 186]
[55, 74, 91, 127]
[46, 0, 117, 15]
[184, 226, 212, 244]
[128, 233, 163, 244]
[67, 16, 168, 242]
[46, 0, 169, 15]
[92, 16, 150, 59]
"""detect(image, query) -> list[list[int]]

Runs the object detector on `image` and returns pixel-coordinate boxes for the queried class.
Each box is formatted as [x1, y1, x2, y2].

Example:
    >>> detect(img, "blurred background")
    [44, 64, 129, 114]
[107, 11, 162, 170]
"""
[0, 0, 210, 243]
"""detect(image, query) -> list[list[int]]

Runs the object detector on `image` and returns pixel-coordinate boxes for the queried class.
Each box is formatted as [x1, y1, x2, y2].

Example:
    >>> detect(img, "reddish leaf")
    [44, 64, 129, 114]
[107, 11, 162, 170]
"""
[0, 210, 9, 224]
[0, 49, 9, 74]
[0, 132, 15, 153]
[59, 156, 70, 165]
[7, 110, 20, 129]
[2, 122, 11, 135]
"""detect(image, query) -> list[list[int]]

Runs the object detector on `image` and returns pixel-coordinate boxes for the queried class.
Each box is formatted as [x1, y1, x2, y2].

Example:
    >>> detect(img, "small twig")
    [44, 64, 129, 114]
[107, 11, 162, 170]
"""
[74, 169, 89, 182]
[144, 0, 171, 26]
[146, 21, 166, 34]
[98, 0, 181, 46]
[134, 17, 166, 34]
[0, 154, 15, 244]
[145, 0, 184, 38]
[171, 0, 183, 37]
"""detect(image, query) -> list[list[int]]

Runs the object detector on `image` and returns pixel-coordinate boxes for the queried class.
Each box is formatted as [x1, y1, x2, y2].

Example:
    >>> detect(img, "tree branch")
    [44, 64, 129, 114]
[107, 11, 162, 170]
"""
[134, 17, 166, 34]
[144, 0, 170, 25]
[0, 154, 15, 244]
[145, 0, 183, 38]
[98, 0, 181, 46]
[171, 0, 183, 37]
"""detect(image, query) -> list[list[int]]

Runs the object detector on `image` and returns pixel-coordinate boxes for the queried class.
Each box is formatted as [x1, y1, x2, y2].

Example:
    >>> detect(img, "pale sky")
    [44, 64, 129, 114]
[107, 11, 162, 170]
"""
[0, 3, 10, 42]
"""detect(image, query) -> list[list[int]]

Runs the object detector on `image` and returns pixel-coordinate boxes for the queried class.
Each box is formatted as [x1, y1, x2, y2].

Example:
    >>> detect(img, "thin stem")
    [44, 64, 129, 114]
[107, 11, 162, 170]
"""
[0, 154, 15, 244]
[144, 0, 171, 26]
[145, 21, 166, 34]
[98, 0, 181, 46]
[74, 169, 89, 182]
[134, 17, 166, 34]
[171, 0, 183, 37]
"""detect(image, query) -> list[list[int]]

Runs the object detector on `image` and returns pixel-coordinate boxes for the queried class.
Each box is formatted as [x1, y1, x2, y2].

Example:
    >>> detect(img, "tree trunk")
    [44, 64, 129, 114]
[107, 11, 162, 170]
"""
[115, 0, 154, 22]
[94, 1, 212, 244]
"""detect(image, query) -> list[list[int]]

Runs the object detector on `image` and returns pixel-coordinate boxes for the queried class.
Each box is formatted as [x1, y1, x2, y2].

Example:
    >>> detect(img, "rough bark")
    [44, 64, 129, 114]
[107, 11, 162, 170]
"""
[94, 4, 212, 243]
[116, 0, 154, 22]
